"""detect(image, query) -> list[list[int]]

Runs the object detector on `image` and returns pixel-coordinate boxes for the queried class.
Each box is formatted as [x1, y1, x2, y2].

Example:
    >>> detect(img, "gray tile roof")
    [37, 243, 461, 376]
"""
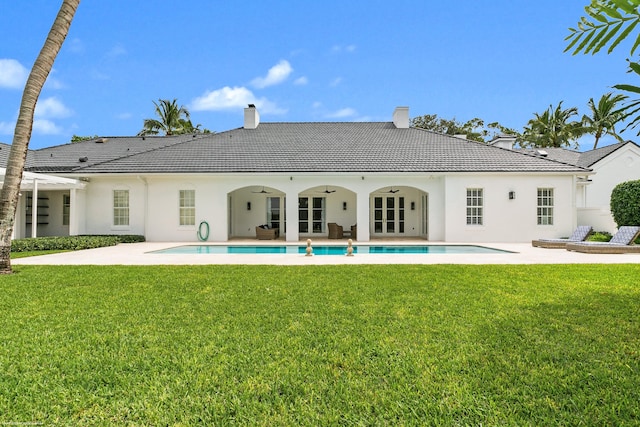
[25, 135, 201, 172]
[24, 123, 591, 174]
[575, 141, 637, 167]
[0, 143, 11, 168]
[516, 140, 639, 168]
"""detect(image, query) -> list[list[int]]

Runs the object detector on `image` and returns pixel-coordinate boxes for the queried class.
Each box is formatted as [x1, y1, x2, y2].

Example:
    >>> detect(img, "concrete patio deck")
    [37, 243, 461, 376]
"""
[11, 240, 640, 265]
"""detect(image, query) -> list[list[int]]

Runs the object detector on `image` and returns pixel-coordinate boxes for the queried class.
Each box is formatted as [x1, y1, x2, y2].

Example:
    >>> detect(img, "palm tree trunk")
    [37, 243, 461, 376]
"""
[0, 0, 80, 274]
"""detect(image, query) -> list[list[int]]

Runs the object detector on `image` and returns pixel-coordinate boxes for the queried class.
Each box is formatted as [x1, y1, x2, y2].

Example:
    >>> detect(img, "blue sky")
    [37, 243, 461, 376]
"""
[0, 1, 634, 149]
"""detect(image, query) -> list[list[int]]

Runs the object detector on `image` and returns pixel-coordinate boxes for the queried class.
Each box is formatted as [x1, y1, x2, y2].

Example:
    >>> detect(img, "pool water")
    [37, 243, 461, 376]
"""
[149, 245, 511, 255]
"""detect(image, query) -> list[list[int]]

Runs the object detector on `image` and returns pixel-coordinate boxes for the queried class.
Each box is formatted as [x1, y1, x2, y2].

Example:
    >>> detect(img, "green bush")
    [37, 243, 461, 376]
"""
[610, 180, 640, 227]
[587, 231, 612, 242]
[11, 235, 145, 253]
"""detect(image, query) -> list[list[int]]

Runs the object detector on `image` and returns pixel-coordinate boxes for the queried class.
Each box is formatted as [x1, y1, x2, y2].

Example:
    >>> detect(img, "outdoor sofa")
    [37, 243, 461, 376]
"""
[531, 225, 593, 249]
[255, 226, 279, 240]
[565, 226, 640, 254]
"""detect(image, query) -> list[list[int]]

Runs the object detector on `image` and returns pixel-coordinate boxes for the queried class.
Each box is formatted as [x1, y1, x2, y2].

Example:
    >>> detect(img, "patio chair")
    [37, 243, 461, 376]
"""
[566, 226, 640, 254]
[531, 225, 593, 249]
[328, 223, 343, 239]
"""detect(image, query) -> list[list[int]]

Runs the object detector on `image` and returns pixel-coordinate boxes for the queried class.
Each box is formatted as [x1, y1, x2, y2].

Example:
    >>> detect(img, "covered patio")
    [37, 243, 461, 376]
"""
[226, 182, 429, 242]
[0, 168, 86, 239]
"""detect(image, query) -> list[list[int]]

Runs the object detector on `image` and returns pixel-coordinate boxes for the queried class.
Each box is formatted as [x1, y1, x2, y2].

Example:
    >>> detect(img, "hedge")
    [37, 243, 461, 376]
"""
[11, 235, 145, 253]
[610, 179, 640, 227]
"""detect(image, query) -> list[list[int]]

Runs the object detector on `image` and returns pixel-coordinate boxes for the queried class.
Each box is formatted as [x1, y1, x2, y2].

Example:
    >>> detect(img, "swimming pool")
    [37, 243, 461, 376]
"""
[149, 245, 512, 255]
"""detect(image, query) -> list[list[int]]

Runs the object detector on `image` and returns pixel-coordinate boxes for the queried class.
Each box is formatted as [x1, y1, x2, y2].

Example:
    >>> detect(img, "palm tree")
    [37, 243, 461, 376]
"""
[521, 102, 584, 149]
[582, 93, 627, 150]
[139, 99, 191, 136]
[0, 0, 81, 274]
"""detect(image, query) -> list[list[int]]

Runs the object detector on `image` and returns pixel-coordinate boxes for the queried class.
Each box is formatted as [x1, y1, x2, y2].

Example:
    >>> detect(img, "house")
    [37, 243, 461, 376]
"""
[516, 141, 640, 234]
[2, 106, 599, 243]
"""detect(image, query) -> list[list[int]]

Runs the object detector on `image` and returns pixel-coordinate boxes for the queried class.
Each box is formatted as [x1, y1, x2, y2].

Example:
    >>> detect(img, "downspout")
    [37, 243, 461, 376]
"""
[137, 176, 148, 238]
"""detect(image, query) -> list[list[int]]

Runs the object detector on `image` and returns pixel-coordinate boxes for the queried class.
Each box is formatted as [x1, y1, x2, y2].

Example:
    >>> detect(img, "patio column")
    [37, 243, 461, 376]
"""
[356, 191, 370, 242]
[69, 189, 78, 236]
[31, 179, 38, 238]
[285, 192, 299, 242]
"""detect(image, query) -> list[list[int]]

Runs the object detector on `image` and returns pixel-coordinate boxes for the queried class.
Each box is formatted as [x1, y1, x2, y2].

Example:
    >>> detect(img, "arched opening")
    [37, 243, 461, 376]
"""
[370, 186, 428, 239]
[227, 185, 285, 239]
[298, 185, 356, 239]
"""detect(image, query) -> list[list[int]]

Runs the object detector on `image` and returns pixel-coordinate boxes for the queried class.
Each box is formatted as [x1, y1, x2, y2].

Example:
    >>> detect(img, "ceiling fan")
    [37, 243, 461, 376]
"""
[318, 186, 336, 194]
[252, 186, 272, 194]
[386, 187, 400, 193]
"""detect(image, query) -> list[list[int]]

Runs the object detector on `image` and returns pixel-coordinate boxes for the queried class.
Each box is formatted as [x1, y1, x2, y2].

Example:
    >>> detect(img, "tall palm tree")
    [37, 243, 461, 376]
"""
[521, 102, 584, 149]
[582, 93, 627, 150]
[0, 0, 81, 274]
[139, 99, 191, 136]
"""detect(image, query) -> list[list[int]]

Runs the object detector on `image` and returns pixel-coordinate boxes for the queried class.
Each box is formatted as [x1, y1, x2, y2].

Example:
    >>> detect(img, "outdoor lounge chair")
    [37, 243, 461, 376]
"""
[328, 223, 343, 239]
[255, 226, 279, 240]
[566, 226, 640, 254]
[531, 225, 593, 249]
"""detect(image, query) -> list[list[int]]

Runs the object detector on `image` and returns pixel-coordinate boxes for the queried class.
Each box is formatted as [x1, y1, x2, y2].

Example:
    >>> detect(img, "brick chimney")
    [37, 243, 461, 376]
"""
[393, 106, 409, 128]
[244, 104, 260, 129]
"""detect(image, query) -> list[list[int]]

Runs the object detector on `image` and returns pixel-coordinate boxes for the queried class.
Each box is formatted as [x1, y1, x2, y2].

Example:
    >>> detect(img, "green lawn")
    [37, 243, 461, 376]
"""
[1, 264, 639, 425]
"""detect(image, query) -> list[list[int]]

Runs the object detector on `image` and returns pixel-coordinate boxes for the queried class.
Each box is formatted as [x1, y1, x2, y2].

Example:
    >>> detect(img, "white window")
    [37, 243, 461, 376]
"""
[62, 194, 70, 226]
[466, 188, 483, 225]
[113, 190, 130, 226]
[537, 188, 554, 225]
[179, 190, 196, 226]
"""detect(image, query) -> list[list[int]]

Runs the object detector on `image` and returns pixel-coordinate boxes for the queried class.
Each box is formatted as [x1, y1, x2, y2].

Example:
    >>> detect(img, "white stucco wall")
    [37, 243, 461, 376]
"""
[74, 172, 581, 243]
[578, 144, 640, 233]
[443, 174, 577, 242]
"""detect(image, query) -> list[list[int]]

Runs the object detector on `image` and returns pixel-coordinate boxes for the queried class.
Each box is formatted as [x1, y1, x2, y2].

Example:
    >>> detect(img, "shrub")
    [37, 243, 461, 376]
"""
[610, 180, 640, 227]
[586, 231, 612, 242]
[11, 235, 145, 253]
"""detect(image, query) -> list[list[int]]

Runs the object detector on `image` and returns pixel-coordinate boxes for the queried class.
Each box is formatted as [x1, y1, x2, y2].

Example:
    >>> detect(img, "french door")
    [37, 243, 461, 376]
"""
[373, 196, 405, 235]
[298, 197, 325, 234]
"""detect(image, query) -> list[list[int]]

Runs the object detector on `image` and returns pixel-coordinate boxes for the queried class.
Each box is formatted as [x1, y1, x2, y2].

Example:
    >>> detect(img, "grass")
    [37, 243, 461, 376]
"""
[1, 264, 639, 425]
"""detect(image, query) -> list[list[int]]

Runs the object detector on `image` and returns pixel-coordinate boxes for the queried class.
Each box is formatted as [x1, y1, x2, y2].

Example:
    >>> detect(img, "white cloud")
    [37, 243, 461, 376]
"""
[329, 77, 343, 87]
[326, 108, 357, 119]
[191, 86, 255, 111]
[251, 60, 293, 88]
[294, 76, 308, 86]
[35, 97, 73, 119]
[331, 44, 357, 54]
[91, 69, 111, 80]
[191, 86, 286, 114]
[116, 112, 133, 120]
[67, 38, 85, 54]
[0, 121, 15, 134]
[33, 119, 63, 135]
[0, 59, 28, 89]
[107, 44, 127, 58]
